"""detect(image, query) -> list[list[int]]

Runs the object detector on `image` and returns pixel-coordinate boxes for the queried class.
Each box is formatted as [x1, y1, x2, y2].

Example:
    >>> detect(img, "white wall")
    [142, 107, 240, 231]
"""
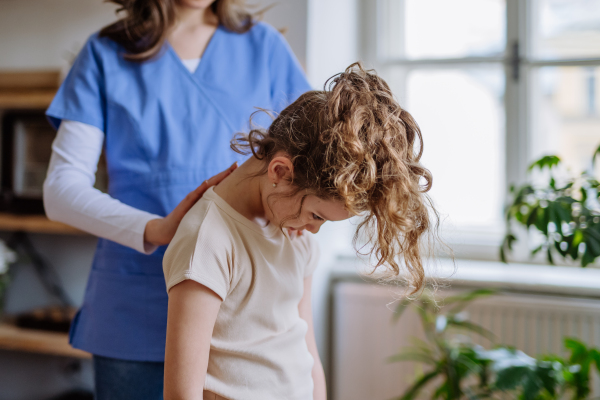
[306, 0, 361, 87]
[0, 0, 118, 70]
[0, 0, 309, 71]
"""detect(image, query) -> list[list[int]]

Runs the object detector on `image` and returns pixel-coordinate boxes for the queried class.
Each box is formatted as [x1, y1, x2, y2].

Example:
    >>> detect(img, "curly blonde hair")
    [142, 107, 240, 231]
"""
[232, 63, 437, 292]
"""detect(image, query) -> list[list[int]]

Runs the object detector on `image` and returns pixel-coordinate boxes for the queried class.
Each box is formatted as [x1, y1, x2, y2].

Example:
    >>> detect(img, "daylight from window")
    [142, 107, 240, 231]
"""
[381, 0, 600, 235]
[382, 0, 506, 231]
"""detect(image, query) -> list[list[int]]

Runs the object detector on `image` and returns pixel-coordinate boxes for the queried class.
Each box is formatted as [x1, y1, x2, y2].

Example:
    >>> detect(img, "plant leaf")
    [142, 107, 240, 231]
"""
[495, 365, 530, 390]
[500, 234, 517, 263]
[528, 155, 561, 172]
[388, 350, 437, 366]
[547, 247, 554, 265]
[593, 144, 600, 167]
[393, 369, 441, 400]
[521, 370, 543, 400]
[447, 320, 496, 342]
[444, 289, 497, 309]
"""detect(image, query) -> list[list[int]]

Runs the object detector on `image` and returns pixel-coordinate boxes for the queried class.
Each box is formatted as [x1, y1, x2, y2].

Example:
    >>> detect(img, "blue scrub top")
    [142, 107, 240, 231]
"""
[46, 22, 312, 361]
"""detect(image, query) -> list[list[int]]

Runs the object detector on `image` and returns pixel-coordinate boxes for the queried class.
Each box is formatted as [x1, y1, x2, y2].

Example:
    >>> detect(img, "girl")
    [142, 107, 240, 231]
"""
[43, 0, 311, 398]
[162, 63, 434, 400]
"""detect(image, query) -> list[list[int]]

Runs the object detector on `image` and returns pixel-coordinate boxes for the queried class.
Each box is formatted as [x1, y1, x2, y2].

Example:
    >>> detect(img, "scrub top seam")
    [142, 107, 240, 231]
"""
[165, 29, 238, 134]
[105, 96, 155, 168]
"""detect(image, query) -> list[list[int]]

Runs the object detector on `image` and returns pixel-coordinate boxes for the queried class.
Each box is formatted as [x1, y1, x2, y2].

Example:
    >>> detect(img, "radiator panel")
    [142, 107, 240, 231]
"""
[332, 282, 600, 400]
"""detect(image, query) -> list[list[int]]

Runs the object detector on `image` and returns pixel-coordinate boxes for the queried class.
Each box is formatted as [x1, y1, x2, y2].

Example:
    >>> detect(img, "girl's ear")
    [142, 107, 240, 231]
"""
[267, 155, 294, 185]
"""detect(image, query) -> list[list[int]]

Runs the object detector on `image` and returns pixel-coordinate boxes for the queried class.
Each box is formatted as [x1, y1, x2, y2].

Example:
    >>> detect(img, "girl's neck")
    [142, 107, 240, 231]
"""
[213, 158, 268, 224]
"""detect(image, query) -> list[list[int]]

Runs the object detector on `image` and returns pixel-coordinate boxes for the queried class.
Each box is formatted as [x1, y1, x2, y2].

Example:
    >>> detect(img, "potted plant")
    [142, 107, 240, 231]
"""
[501, 147, 600, 266]
[390, 289, 600, 399]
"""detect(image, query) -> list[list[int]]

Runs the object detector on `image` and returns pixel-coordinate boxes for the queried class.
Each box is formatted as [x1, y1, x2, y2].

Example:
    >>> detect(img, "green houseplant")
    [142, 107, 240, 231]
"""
[501, 147, 600, 266]
[390, 289, 600, 400]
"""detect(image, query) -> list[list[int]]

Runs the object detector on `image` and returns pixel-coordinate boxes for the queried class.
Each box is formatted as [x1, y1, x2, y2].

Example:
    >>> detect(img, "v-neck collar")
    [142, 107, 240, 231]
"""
[166, 24, 222, 80]
[164, 25, 237, 133]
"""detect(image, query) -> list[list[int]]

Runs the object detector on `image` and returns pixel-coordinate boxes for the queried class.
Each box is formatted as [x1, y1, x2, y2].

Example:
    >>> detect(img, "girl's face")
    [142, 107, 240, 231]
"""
[268, 193, 351, 234]
[265, 154, 351, 233]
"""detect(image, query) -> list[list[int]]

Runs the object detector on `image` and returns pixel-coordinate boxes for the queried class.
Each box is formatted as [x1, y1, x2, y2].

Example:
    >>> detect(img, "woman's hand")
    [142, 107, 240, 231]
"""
[144, 162, 238, 247]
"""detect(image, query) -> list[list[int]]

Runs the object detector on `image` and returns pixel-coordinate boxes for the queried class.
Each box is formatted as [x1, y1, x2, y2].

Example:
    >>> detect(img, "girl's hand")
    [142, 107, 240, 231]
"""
[144, 162, 238, 247]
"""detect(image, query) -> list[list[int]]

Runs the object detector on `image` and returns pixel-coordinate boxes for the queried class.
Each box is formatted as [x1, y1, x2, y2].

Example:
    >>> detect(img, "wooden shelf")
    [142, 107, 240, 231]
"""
[0, 90, 56, 109]
[0, 323, 91, 359]
[0, 70, 60, 109]
[0, 213, 86, 235]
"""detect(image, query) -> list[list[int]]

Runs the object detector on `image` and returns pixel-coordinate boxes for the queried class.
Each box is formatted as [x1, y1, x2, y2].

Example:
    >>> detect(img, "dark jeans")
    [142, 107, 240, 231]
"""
[93, 355, 164, 400]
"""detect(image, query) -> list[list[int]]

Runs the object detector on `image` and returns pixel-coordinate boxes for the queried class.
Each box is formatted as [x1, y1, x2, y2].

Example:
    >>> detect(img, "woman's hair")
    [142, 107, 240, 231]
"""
[232, 63, 439, 293]
[99, 0, 255, 62]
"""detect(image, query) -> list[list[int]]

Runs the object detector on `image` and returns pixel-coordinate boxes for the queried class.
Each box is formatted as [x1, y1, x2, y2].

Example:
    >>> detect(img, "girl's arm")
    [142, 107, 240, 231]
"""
[299, 276, 327, 400]
[164, 280, 222, 400]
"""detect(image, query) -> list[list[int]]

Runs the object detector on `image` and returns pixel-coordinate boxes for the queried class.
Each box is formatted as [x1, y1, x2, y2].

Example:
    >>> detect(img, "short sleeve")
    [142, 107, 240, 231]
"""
[46, 34, 106, 131]
[268, 29, 313, 113]
[163, 204, 232, 300]
[297, 234, 320, 278]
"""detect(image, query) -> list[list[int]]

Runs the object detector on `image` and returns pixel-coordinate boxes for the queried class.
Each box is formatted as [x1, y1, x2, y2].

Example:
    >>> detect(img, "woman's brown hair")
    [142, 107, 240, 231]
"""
[232, 63, 439, 293]
[99, 0, 255, 62]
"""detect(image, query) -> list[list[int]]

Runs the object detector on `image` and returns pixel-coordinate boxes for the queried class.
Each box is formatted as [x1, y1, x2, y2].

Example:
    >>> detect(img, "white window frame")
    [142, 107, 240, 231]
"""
[360, 0, 600, 261]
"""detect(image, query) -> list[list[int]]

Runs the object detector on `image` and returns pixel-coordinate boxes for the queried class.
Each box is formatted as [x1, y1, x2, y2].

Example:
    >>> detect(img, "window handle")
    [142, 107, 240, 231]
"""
[510, 41, 520, 82]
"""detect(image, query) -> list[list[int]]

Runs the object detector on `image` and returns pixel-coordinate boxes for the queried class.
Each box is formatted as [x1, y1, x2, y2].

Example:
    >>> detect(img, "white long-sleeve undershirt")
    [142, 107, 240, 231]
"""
[43, 58, 200, 254]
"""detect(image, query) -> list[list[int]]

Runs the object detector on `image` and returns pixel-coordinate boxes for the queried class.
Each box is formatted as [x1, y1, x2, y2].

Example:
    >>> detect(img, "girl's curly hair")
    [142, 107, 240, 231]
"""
[232, 62, 438, 293]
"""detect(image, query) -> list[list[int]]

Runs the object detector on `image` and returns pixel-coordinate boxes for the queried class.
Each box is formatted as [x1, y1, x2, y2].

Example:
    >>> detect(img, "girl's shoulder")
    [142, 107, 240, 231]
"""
[164, 197, 233, 267]
[176, 196, 231, 242]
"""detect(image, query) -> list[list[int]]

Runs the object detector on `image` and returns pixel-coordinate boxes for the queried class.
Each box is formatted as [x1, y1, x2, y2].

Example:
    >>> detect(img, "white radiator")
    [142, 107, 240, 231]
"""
[331, 282, 600, 400]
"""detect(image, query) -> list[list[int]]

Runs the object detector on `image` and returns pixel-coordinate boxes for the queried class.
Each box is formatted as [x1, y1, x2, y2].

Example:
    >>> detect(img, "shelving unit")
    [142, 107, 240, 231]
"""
[0, 213, 85, 235]
[0, 70, 59, 110]
[0, 91, 57, 110]
[0, 322, 90, 359]
[0, 70, 92, 360]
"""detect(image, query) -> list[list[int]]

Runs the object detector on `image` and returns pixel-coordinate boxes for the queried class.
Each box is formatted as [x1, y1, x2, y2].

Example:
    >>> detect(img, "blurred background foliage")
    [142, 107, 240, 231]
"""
[501, 147, 600, 267]
[391, 289, 600, 400]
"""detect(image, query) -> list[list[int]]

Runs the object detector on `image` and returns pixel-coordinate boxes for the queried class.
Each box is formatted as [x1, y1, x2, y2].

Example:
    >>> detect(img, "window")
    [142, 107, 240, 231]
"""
[362, 0, 600, 258]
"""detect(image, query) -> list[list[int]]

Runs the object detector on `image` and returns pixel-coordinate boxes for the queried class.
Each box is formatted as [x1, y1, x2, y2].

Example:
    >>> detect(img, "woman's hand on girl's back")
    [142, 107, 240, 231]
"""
[144, 162, 238, 247]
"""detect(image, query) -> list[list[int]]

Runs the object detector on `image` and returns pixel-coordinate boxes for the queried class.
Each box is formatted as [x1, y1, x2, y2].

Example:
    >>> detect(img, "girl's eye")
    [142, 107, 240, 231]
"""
[312, 213, 324, 221]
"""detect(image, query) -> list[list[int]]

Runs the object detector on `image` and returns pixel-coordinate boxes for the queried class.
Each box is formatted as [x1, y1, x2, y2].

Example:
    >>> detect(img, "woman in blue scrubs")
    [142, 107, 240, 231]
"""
[43, 0, 311, 398]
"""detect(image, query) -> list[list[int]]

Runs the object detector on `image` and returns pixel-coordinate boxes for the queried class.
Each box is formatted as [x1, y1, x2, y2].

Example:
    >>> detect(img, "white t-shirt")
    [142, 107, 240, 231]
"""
[163, 187, 320, 400]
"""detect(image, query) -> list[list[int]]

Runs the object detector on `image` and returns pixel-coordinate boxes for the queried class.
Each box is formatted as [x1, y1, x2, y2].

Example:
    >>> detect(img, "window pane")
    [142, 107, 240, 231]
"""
[385, 66, 505, 228]
[382, 0, 506, 60]
[531, 66, 600, 175]
[531, 0, 600, 59]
